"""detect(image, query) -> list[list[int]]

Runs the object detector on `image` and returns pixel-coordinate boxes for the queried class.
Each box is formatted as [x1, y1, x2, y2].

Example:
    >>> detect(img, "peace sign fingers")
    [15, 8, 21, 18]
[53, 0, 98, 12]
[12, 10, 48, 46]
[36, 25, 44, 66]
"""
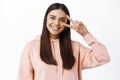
[66, 15, 74, 24]
[65, 15, 79, 29]
[62, 15, 75, 29]
[63, 15, 89, 36]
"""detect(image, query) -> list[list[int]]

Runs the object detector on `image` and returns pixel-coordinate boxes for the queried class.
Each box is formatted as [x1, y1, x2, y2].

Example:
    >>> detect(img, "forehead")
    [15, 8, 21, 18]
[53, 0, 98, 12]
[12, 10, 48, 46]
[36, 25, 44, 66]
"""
[48, 9, 66, 17]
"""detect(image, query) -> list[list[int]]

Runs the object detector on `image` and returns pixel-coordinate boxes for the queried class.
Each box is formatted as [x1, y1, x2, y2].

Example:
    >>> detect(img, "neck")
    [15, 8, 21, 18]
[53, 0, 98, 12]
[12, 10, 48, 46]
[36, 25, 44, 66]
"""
[50, 34, 59, 39]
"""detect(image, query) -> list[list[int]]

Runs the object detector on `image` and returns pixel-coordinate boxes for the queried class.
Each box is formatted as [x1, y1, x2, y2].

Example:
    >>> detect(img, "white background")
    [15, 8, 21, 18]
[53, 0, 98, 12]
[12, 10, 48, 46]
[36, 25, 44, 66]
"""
[0, 0, 120, 80]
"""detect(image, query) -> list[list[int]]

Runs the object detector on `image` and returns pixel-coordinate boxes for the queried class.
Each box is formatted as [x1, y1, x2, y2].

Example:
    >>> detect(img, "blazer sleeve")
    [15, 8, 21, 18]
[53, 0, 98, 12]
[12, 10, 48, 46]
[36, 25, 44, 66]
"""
[17, 43, 34, 80]
[80, 33, 110, 70]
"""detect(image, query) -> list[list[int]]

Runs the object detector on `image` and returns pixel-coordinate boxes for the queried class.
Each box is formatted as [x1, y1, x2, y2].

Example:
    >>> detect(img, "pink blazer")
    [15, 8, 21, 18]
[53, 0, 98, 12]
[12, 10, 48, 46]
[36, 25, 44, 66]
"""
[17, 33, 110, 80]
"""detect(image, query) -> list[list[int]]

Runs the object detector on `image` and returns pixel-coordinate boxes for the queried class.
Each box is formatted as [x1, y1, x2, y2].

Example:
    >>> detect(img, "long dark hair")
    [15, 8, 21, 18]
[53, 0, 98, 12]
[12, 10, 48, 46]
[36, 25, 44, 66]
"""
[40, 3, 75, 69]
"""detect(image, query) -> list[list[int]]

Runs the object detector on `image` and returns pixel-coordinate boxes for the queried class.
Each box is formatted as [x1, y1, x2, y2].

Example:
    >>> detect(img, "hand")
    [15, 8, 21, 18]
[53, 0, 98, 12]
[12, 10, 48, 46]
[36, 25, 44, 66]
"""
[63, 15, 89, 37]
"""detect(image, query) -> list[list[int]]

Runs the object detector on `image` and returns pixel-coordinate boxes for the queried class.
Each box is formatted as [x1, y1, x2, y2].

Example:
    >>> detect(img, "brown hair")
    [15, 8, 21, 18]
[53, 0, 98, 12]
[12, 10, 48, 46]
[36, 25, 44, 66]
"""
[40, 3, 75, 69]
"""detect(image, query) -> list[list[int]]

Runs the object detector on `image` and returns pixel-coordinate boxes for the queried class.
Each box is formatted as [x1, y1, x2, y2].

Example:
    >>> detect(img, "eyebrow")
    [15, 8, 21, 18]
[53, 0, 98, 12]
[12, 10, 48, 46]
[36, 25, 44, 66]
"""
[49, 15, 66, 19]
[49, 15, 55, 17]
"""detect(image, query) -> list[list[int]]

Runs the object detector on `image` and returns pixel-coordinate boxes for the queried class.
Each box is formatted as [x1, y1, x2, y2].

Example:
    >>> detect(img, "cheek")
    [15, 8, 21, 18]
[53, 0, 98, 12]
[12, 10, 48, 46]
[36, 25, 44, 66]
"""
[46, 18, 53, 24]
[60, 23, 66, 29]
[46, 20, 51, 27]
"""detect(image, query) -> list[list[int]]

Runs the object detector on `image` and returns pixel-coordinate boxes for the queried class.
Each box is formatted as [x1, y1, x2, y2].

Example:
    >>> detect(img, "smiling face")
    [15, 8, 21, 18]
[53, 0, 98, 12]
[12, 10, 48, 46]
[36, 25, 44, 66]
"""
[46, 9, 67, 39]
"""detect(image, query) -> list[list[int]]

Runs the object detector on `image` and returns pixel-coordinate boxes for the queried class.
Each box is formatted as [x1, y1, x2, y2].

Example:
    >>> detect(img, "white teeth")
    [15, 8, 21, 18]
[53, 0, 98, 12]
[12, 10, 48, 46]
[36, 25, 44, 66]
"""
[53, 26, 59, 30]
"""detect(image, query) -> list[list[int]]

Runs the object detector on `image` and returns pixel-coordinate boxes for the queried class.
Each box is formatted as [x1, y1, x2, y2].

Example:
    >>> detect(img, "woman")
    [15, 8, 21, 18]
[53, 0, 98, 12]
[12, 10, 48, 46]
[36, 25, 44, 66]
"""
[18, 3, 110, 80]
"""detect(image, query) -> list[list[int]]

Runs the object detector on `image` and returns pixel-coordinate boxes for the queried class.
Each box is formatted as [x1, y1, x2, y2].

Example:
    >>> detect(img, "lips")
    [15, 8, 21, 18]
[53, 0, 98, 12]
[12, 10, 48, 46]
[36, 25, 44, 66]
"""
[52, 26, 60, 30]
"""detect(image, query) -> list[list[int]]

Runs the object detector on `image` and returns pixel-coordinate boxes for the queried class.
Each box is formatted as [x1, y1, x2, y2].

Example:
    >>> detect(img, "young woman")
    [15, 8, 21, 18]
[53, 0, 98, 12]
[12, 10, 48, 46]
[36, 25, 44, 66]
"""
[18, 3, 110, 80]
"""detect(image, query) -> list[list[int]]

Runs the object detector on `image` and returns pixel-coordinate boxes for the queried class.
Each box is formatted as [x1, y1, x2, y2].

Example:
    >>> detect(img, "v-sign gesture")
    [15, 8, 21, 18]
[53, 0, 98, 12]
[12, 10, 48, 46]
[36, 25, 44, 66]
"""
[63, 15, 89, 37]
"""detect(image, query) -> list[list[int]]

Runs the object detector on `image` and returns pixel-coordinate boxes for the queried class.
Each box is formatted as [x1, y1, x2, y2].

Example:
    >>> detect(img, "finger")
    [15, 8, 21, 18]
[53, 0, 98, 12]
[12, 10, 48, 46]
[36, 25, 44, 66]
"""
[75, 20, 79, 26]
[62, 23, 72, 28]
[66, 15, 74, 24]
[79, 22, 84, 28]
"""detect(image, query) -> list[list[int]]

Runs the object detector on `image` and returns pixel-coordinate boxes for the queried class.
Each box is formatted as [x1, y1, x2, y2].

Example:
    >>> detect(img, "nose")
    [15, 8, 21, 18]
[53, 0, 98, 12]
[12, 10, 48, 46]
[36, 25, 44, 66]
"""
[54, 19, 60, 25]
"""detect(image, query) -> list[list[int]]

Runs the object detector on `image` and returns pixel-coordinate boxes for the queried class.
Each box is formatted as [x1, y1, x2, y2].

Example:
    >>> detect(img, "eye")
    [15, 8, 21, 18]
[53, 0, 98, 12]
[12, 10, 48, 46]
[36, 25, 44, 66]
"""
[50, 17, 55, 20]
[60, 18, 67, 23]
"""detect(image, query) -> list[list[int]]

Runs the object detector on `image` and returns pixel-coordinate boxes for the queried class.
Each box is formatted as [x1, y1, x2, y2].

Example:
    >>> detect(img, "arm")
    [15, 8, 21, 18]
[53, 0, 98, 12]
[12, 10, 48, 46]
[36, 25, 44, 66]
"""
[63, 15, 110, 69]
[17, 43, 34, 80]
[80, 33, 110, 69]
